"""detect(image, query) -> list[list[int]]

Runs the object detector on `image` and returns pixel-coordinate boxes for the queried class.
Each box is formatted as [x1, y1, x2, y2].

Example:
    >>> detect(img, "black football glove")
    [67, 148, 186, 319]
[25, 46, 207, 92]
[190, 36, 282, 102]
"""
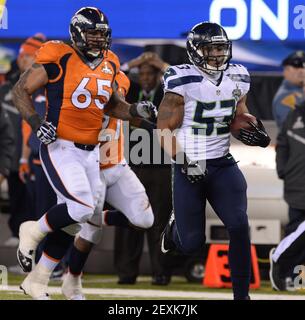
[36, 121, 57, 145]
[174, 153, 208, 183]
[238, 119, 271, 148]
[130, 101, 158, 123]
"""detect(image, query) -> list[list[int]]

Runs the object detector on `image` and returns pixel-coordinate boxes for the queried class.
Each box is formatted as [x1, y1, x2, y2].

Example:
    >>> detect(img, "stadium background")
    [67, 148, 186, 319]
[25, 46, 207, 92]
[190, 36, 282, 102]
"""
[0, 0, 305, 295]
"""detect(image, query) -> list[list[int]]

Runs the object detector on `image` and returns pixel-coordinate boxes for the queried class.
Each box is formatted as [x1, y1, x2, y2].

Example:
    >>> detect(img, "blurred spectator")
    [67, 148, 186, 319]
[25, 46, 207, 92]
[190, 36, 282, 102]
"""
[0, 99, 14, 186]
[272, 51, 305, 128]
[7, 34, 64, 277]
[0, 34, 47, 248]
[269, 82, 305, 290]
[114, 52, 174, 285]
[0, 59, 24, 247]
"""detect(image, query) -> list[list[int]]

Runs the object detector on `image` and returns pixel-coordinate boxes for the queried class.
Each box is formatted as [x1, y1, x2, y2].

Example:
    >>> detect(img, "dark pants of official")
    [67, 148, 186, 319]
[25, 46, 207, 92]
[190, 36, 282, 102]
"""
[7, 171, 34, 238]
[32, 163, 66, 265]
[114, 166, 173, 281]
[278, 207, 305, 277]
[172, 155, 251, 299]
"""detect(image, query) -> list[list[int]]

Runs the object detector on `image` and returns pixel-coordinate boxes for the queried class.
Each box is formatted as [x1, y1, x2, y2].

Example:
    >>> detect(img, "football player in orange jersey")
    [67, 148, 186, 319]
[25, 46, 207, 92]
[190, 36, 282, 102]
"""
[61, 71, 155, 299]
[12, 7, 157, 299]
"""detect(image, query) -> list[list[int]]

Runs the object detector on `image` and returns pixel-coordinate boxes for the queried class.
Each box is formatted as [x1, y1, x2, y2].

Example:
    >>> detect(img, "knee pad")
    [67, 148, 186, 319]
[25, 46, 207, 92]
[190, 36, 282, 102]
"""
[79, 222, 102, 245]
[66, 200, 94, 223]
[128, 204, 154, 229]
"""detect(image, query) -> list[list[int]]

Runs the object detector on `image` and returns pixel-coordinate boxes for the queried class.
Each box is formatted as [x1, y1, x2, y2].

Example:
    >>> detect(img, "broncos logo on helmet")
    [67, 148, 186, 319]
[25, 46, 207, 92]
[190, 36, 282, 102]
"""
[186, 22, 232, 74]
[69, 7, 112, 60]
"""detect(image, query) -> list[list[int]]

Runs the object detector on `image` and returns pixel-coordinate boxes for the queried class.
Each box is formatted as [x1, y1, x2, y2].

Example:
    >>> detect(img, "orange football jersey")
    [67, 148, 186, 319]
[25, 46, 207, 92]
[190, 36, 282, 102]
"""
[35, 41, 120, 145]
[99, 71, 130, 169]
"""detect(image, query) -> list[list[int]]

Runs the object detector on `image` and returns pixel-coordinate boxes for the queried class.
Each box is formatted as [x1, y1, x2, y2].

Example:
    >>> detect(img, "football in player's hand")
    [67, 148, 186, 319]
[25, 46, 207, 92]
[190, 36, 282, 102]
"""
[230, 113, 257, 138]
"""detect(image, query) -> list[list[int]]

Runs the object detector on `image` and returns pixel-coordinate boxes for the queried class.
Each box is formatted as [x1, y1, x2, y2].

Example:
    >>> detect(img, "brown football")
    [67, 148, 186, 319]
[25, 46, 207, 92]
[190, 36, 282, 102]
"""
[230, 113, 257, 138]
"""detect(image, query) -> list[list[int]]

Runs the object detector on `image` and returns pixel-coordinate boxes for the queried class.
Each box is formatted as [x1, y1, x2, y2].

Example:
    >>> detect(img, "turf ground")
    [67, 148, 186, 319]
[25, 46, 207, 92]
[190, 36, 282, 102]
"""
[0, 274, 305, 300]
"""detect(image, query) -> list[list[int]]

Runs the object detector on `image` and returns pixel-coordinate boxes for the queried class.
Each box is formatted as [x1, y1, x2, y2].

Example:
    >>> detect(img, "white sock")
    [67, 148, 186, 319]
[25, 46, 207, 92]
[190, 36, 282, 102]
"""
[38, 214, 53, 234]
[39, 252, 59, 273]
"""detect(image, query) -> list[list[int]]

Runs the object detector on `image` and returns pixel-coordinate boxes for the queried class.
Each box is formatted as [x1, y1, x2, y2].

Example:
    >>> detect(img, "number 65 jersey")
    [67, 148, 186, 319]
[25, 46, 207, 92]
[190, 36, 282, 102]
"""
[35, 40, 120, 145]
[163, 64, 250, 160]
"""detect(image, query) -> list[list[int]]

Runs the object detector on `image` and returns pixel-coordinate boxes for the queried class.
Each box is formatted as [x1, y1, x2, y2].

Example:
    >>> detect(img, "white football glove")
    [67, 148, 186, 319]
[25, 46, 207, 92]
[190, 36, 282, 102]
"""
[36, 121, 57, 145]
[130, 101, 158, 122]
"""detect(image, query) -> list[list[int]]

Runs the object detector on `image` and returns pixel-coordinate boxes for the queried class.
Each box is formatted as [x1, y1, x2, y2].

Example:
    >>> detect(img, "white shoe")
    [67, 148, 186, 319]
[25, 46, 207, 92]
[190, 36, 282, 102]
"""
[4, 237, 19, 247]
[62, 273, 86, 300]
[17, 221, 45, 273]
[20, 264, 51, 300]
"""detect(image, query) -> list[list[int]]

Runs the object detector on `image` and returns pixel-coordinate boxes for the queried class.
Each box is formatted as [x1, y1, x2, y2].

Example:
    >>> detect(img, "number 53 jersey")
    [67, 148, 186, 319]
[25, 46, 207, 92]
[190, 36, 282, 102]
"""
[163, 64, 250, 160]
[35, 40, 120, 145]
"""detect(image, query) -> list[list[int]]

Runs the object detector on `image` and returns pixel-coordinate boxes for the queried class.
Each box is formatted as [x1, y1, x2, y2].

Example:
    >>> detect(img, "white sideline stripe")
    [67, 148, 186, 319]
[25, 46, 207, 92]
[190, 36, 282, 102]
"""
[1, 285, 305, 300]
[287, 130, 305, 145]
[272, 220, 305, 262]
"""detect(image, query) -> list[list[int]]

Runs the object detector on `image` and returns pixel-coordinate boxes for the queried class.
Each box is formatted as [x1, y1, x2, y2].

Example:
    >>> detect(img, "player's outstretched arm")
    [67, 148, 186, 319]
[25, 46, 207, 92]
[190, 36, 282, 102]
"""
[12, 63, 48, 131]
[105, 91, 157, 122]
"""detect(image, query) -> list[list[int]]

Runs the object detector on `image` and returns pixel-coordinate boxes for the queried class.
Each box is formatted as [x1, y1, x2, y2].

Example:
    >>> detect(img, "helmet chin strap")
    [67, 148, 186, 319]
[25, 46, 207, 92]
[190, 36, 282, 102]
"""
[199, 63, 223, 76]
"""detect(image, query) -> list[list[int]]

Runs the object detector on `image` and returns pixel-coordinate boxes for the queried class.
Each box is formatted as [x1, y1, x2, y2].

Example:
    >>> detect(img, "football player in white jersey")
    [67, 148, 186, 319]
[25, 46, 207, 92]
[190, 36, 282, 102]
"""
[158, 22, 270, 300]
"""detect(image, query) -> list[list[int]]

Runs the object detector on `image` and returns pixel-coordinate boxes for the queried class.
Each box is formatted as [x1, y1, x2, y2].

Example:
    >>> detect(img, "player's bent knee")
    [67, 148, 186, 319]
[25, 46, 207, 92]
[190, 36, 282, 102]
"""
[67, 202, 95, 224]
[79, 222, 102, 245]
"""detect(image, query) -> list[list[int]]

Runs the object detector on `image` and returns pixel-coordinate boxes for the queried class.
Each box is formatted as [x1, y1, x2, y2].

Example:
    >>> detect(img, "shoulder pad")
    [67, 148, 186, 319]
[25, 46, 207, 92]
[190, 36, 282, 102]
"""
[226, 64, 250, 84]
[105, 50, 120, 74]
[163, 64, 203, 93]
[35, 41, 71, 64]
[163, 64, 201, 82]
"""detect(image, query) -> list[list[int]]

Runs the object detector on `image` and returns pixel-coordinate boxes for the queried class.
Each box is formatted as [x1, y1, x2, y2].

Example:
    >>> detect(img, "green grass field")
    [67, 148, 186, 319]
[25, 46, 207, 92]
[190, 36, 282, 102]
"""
[0, 274, 305, 300]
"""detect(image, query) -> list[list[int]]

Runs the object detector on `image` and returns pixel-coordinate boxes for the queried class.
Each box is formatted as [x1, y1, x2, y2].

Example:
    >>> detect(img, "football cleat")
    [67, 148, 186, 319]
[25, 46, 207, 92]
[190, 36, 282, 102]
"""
[20, 264, 51, 300]
[17, 221, 45, 273]
[160, 212, 176, 254]
[269, 248, 287, 291]
[62, 272, 86, 300]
